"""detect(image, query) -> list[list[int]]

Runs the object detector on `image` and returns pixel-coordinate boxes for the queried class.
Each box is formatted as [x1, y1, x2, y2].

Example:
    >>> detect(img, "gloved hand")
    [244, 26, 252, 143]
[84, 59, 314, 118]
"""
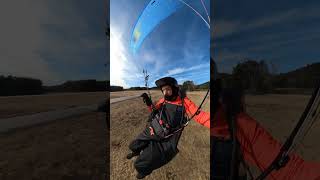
[141, 93, 152, 106]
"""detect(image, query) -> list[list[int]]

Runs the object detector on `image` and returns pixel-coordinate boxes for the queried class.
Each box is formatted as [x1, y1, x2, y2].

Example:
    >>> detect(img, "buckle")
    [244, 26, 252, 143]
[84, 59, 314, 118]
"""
[149, 126, 155, 136]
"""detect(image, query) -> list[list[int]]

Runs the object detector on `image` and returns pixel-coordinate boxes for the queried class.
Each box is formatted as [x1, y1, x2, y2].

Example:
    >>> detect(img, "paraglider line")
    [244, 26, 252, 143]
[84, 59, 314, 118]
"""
[199, 0, 210, 23]
[178, 0, 210, 29]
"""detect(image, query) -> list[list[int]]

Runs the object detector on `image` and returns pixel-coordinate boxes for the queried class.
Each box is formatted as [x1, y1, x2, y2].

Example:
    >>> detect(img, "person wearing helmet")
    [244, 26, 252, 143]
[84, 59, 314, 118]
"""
[126, 76, 210, 179]
[210, 58, 320, 180]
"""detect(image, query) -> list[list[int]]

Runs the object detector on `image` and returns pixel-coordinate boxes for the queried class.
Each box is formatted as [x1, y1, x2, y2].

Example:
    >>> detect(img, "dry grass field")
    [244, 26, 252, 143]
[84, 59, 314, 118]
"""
[245, 94, 320, 161]
[0, 91, 319, 180]
[0, 92, 107, 180]
[110, 91, 210, 180]
[110, 90, 158, 99]
[0, 92, 107, 119]
[245, 94, 320, 177]
[0, 112, 107, 180]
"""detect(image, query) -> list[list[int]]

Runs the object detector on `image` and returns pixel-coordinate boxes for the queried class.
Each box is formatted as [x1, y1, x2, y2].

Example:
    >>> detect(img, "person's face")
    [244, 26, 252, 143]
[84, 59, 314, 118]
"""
[161, 85, 173, 97]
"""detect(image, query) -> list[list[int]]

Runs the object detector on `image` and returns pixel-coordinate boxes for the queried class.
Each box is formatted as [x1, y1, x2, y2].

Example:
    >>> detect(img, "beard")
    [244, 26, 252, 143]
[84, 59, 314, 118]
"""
[164, 94, 177, 101]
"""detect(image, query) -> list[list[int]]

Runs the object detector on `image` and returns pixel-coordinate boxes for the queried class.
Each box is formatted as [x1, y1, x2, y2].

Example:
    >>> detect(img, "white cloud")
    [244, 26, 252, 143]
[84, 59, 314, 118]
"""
[164, 63, 209, 77]
[189, 63, 209, 71]
[149, 65, 210, 87]
[175, 69, 210, 85]
[213, 6, 318, 39]
[176, 77, 188, 84]
[167, 68, 186, 76]
[140, 52, 158, 64]
[110, 26, 143, 88]
[110, 28, 129, 88]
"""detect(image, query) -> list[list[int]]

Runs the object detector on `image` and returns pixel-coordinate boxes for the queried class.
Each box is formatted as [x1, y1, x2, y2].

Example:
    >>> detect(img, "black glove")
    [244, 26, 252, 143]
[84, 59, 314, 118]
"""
[141, 93, 152, 106]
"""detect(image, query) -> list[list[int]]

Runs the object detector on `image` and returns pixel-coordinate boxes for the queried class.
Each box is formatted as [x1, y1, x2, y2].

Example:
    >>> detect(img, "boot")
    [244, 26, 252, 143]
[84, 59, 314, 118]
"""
[126, 151, 140, 159]
[136, 173, 146, 179]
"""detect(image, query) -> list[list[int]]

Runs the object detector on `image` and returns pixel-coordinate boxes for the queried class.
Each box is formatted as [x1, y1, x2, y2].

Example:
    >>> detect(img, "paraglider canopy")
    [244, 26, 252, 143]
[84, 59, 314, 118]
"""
[130, 0, 210, 54]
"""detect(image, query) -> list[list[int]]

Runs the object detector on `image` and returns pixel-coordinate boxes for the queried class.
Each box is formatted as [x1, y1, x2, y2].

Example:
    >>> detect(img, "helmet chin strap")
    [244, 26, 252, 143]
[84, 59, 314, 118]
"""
[164, 94, 177, 101]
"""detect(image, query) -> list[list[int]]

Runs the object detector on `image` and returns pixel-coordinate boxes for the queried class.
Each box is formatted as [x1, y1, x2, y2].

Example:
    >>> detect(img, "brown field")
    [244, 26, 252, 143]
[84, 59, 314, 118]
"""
[245, 94, 320, 161]
[110, 90, 159, 99]
[0, 92, 108, 180]
[0, 92, 107, 119]
[110, 91, 210, 180]
[0, 112, 107, 180]
[245, 94, 320, 177]
[0, 91, 319, 180]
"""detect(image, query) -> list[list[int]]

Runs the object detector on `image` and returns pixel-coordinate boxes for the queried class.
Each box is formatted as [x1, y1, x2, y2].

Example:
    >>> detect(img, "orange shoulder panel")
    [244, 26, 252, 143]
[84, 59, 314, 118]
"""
[236, 112, 320, 180]
[183, 96, 210, 128]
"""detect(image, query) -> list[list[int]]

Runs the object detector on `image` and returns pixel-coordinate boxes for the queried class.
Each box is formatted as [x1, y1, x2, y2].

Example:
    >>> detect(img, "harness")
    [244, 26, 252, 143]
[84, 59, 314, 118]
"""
[150, 96, 188, 139]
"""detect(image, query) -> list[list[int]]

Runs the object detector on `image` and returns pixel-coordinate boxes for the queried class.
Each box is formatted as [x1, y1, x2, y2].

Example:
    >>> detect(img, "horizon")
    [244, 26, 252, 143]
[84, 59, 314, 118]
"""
[2, 59, 319, 87]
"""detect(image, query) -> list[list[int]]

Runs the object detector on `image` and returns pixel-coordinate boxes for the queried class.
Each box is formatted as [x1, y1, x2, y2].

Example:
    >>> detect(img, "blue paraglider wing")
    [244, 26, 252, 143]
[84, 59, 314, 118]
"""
[130, 0, 183, 54]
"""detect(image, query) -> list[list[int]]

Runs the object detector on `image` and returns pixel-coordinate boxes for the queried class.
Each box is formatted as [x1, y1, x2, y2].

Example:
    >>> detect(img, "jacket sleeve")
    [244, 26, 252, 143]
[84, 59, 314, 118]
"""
[183, 97, 210, 128]
[236, 112, 320, 180]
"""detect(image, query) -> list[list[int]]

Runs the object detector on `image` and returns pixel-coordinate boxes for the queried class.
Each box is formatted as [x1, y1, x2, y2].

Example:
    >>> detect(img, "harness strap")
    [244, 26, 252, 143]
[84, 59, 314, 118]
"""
[189, 88, 210, 120]
[151, 95, 187, 139]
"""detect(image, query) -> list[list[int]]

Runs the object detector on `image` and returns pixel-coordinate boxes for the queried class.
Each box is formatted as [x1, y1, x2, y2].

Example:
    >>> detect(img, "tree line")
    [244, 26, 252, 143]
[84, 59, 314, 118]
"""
[0, 76, 43, 96]
[2, 59, 318, 96]
[179, 59, 320, 94]
[221, 59, 320, 94]
[0, 76, 107, 96]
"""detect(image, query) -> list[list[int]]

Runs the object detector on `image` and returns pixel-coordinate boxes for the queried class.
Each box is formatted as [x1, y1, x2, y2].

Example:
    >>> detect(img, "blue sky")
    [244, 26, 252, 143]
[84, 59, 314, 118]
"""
[0, 0, 107, 85]
[212, 0, 320, 74]
[110, 0, 210, 88]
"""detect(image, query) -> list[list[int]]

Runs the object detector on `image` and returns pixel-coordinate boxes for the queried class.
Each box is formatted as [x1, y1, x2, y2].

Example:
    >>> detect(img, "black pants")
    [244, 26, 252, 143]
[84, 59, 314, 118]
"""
[211, 138, 247, 180]
[129, 127, 182, 176]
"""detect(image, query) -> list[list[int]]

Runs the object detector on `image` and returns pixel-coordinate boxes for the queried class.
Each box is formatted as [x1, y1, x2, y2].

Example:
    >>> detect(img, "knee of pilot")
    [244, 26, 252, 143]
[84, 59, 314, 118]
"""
[134, 157, 141, 166]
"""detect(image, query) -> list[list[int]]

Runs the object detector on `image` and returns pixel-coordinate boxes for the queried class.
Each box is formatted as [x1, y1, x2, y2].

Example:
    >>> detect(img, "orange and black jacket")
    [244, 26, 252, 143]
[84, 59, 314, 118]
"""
[147, 95, 210, 128]
[212, 107, 320, 180]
